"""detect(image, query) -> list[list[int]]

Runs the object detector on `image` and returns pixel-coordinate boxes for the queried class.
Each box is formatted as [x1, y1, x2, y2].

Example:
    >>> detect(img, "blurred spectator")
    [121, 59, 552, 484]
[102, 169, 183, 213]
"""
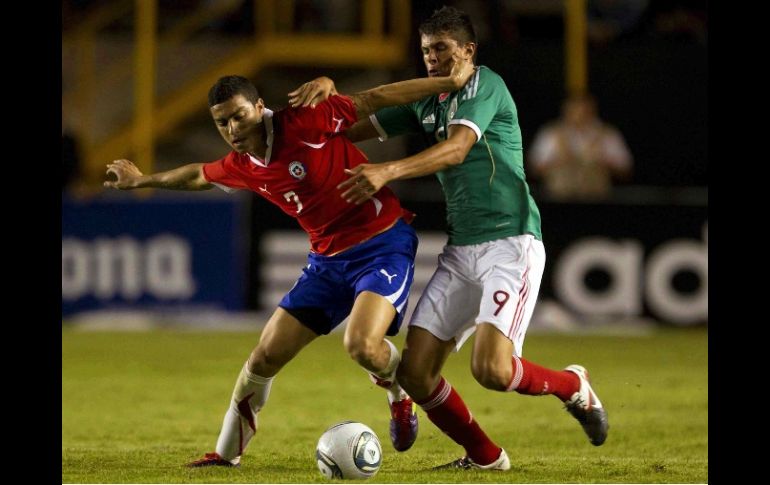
[528, 93, 632, 201]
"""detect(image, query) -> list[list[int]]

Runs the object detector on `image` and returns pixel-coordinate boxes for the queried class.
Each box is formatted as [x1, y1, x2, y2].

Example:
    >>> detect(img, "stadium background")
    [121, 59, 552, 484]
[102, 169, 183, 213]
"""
[61, 1, 707, 482]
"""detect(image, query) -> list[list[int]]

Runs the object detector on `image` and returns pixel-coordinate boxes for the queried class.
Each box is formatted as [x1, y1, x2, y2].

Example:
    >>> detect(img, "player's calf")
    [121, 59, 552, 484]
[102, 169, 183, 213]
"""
[365, 339, 419, 452]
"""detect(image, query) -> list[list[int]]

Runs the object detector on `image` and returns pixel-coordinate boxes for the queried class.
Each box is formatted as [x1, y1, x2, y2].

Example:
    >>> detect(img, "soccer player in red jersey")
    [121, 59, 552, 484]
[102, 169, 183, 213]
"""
[294, 5, 610, 472]
[103, 61, 474, 467]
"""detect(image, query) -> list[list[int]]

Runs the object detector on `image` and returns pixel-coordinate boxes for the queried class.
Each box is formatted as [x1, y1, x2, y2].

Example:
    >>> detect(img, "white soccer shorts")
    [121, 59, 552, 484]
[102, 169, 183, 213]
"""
[409, 234, 545, 357]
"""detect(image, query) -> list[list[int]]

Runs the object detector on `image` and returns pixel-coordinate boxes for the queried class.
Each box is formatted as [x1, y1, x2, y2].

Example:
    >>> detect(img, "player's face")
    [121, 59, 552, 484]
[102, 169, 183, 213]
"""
[210, 94, 265, 154]
[420, 32, 470, 78]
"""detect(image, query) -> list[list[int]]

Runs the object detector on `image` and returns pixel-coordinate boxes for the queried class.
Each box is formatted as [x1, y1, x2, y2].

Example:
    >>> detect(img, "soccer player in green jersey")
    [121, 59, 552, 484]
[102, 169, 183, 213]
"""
[290, 5, 609, 470]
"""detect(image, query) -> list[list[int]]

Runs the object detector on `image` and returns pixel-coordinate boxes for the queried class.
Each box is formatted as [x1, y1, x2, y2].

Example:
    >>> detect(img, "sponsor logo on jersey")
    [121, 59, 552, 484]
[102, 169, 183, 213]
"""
[289, 161, 307, 180]
[422, 113, 436, 124]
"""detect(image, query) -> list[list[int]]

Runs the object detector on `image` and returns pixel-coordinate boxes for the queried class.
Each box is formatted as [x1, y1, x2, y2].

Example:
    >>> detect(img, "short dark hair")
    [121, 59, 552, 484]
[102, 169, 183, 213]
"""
[208, 75, 260, 107]
[418, 6, 477, 45]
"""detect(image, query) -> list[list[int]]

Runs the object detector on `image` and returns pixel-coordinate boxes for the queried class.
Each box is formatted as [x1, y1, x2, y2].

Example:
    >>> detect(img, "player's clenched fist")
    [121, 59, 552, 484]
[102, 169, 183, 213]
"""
[104, 159, 143, 189]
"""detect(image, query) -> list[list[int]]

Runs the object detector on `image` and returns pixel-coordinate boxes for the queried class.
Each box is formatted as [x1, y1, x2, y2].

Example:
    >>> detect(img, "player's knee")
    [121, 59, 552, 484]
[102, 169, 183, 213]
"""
[343, 333, 379, 367]
[247, 346, 282, 377]
[470, 358, 509, 391]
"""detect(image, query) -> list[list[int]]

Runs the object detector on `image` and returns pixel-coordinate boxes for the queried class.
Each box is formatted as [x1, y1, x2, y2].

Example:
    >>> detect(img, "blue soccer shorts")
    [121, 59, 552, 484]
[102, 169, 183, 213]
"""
[279, 218, 417, 336]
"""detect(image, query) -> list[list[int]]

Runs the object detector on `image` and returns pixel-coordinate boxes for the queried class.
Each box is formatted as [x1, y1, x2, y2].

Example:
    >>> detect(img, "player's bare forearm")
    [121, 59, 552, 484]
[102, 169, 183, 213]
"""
[145, 163, 212, 190]
[105, 160, 212, 191]
[351, 75, 469, 119]
[290, 76, 462, 117]
[338, 147, 458, 205]
[290, 55, 474, 119]
[350, 54, 474, 118]
[388, 124, 477, 180]
[388, 140, 466, 180]
[338, 125, 476, 204]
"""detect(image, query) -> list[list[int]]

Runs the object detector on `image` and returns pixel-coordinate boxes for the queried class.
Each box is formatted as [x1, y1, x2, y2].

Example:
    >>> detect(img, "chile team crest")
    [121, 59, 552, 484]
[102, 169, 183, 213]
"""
[289, 160, 307, 180]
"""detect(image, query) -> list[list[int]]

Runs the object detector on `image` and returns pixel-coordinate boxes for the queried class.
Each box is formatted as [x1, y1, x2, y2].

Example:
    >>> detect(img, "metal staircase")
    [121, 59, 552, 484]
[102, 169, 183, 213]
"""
[62, 0, 411, 185]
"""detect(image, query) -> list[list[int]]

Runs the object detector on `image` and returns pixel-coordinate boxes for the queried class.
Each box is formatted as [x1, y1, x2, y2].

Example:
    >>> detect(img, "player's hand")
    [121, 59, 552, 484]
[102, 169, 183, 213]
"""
[288, 77, 338, 108]
[337, 164, 392, 204]
[449, 52, 475, 90]
[104, 159, 143, 189]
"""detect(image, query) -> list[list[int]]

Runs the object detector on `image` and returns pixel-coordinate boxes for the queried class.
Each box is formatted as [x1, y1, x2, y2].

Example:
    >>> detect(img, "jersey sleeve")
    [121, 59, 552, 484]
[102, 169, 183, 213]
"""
[202, 152, 248, 193]
[449, 68, 505, 143]
[370, 104, 421, 141]
[282, 94, 359, 144]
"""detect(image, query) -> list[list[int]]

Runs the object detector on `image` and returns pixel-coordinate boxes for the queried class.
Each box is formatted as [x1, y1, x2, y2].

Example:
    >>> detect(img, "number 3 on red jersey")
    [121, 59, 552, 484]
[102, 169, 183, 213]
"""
[283, 191, 383, 217]
[283, 191, 303, 214]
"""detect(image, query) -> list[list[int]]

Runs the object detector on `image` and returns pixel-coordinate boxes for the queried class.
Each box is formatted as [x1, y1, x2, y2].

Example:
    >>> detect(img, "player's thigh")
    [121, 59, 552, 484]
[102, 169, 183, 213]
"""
[345, 290, 397, 345]
[410, 261, 481, 345]
[471, 322, 514, 375]
[251, 307, 319, 374]
[476, 236, 546, 357]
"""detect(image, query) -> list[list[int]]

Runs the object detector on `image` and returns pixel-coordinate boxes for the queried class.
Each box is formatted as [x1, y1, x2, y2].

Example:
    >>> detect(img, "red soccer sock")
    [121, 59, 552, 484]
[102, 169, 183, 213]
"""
[506, 355, 579, 401]
[415, 377, 501, 465]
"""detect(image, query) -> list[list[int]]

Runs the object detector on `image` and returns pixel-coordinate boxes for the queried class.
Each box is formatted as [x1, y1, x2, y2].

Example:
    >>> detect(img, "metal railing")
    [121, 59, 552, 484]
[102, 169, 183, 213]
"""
[63, 0, 411, 185]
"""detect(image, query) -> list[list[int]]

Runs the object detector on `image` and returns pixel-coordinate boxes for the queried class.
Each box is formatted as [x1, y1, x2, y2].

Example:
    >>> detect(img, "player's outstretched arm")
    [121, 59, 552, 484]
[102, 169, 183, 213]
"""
[104, 159, 212, 191]
[288, 53, 475, 119]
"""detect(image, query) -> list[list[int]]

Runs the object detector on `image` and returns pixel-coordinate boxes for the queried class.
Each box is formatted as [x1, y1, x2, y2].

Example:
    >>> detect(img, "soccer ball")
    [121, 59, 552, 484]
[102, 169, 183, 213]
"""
[315, 421, 382, 480]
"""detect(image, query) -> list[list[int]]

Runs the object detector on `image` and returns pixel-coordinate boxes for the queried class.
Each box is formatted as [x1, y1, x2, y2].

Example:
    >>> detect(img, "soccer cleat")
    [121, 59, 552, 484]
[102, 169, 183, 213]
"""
[432, 448, 510, 471]
[389, 396, 418, 452]
[564, 364, 609, 446]
[186, 452, 240, 468]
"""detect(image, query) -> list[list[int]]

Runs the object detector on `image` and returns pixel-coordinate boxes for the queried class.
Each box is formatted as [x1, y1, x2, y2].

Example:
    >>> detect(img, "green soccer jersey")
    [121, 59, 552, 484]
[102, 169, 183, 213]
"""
[371, 66, 542, 245]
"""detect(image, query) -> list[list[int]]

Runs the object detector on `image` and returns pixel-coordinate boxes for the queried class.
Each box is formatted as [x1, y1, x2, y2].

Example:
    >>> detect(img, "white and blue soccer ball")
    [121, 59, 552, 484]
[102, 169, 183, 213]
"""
[315, 421, 382, 480]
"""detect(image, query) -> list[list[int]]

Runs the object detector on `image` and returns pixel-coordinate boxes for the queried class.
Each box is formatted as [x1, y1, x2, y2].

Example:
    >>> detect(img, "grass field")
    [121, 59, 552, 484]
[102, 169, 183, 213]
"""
[62, 327, 707, 483]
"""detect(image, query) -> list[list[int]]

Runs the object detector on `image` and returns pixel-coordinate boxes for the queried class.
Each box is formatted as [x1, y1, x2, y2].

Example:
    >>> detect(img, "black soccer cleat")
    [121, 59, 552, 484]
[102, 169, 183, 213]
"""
[564, 364, 609, 446]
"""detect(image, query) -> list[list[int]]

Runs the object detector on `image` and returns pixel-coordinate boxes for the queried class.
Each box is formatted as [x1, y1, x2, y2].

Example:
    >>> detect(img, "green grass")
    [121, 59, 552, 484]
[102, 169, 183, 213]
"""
[62, 327, 707, 483]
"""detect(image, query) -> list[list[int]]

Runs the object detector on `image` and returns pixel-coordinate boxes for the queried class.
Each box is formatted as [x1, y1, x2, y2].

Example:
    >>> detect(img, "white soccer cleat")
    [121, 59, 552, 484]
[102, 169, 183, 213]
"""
[564, 364, 609, 446]
[432, 448, 510, 471]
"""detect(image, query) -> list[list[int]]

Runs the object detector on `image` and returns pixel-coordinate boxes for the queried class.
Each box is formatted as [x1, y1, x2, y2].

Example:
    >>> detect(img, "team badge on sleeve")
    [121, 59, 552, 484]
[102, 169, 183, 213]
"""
[289, 161, 307, 180]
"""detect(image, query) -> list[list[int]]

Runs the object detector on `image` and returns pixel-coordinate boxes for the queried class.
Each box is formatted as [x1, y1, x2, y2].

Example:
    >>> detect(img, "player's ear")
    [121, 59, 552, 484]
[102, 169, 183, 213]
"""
[255, 98, 265, 114]
[462, 42, 476, 61]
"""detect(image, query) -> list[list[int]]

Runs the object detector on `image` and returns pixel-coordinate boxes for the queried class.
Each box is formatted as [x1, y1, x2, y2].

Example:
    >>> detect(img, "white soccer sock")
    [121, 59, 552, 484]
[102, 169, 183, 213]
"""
[214, 362, 274, 462]
[368, 339, 408, 403]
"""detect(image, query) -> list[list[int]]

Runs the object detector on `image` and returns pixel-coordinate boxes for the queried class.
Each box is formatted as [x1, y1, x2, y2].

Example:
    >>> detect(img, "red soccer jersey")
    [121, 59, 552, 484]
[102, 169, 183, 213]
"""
[202, 95, 413, 255]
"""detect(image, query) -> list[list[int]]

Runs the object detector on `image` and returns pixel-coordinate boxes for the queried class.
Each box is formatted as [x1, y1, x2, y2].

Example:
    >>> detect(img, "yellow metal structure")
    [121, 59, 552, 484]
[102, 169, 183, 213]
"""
[564, 0, 588, 97]
[133, 0, 157, 178]
[63, 0, 411, 185]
